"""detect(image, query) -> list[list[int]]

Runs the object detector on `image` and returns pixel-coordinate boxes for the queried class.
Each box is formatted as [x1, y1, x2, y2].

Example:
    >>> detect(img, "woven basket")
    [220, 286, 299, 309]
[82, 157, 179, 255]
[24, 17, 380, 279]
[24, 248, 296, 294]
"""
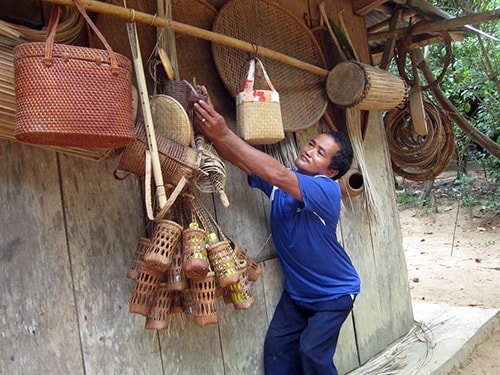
[117, 117, 200, 187]
[236, 58, 284, 145]
[145, 282, 172, 330]
[182, 225, 210, 280]
[182, 288, 195, 322]
[326, 61, 407, 110]
[207, 239, 240, 288]
[165, 239, 189, 292]
[228, 271, 254, 310]
[127, 237, 150, 280]
[14, 2, 135, 148]
[232, 242, 262, 282]
[129, 265, 164, 316]
[212, 0, 327, 132]
[156, 79, 208, 114]
[190, 271, 218, 327]
[169, 291, 185, 314]
[143, 219, 183, 272]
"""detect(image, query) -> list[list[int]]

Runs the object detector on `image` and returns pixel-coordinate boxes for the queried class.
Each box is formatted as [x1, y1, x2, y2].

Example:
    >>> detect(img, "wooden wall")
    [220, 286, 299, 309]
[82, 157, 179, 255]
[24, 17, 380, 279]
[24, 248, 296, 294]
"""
[0, 0, 414, 374]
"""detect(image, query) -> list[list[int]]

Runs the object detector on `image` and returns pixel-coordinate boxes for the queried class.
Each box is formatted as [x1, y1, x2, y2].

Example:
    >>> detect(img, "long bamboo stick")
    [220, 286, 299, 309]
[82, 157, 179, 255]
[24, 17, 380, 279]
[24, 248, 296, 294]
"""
[127, 21, 167, 209]
[41, 0, 329, 77]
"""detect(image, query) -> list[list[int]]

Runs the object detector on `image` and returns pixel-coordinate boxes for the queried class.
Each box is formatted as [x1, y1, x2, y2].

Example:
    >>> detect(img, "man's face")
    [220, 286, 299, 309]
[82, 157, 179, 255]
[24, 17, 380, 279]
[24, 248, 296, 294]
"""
[294, 134, 340, 178]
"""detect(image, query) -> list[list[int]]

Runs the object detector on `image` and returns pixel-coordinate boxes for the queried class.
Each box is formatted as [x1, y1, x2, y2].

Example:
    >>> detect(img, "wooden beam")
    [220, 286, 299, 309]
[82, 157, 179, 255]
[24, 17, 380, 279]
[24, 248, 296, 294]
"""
[367, 10, 418, 33]
[379, 7, 403, 69]
[368, 9, 500, 41]
[352, 0, 388, 16]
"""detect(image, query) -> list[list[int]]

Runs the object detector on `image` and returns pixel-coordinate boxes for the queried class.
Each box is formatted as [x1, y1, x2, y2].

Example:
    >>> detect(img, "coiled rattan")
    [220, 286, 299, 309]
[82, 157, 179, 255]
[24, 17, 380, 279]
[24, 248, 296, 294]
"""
[384, 100, 455, 182]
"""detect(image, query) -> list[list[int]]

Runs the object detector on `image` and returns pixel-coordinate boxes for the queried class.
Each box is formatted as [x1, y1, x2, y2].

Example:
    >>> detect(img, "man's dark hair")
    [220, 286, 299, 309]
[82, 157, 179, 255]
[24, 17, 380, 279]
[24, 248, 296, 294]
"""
[325, 131, 353, 180]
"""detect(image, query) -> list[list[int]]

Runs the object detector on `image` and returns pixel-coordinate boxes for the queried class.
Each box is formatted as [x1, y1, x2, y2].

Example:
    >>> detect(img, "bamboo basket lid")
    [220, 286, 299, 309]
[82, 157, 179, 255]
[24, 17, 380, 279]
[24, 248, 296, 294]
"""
[171, 0, 234, 112]
[212, 0, 328, 132]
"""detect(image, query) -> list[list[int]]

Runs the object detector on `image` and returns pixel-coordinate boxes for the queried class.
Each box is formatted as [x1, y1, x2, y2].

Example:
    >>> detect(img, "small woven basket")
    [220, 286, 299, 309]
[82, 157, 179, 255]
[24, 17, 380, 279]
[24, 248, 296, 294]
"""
[169, 291, 185, 314]
[190, 271, 218, 327]
[207, 239, 240, 288]
[143, 219, 183, 272]
[157, 79, 208, 113]
[129, 265, 164, 316]
[228, 271, 254, 310]
[145, 282, 172, 330]
[127, 237, 150, 280]
[117, 118, 200, 187]
[182, 288, 195, 322]
[236, 58, 284, 145]
[232, 242, 262, 282]
[165, 239, 189, 292]
[182, 225, 209, 279]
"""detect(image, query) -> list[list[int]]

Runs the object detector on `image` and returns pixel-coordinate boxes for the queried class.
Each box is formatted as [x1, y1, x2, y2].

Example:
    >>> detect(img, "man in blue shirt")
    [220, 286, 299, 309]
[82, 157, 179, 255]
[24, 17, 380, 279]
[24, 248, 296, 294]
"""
[194, 87, 360, 375]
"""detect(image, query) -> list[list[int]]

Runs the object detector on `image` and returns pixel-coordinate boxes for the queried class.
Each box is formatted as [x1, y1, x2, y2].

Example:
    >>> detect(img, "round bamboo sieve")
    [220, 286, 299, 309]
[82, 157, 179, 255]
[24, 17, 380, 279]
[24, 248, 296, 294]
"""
[211, 0, 328, 132]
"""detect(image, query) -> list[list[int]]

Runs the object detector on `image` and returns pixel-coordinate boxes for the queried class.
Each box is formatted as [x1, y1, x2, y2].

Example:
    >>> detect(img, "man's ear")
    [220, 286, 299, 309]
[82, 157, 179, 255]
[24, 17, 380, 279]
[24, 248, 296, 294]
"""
[326, 169, 339, 179]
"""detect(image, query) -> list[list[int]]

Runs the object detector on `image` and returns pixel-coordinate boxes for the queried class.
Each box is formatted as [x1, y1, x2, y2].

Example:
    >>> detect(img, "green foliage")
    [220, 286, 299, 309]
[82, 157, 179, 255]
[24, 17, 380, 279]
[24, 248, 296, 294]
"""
[428, 0, 499, 177]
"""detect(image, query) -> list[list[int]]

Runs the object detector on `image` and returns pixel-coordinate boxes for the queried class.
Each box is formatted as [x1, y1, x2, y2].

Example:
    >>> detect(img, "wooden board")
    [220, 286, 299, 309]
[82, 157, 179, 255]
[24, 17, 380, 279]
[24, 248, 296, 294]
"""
[0, 140, 83, 374]
[57, 154, 163, 373]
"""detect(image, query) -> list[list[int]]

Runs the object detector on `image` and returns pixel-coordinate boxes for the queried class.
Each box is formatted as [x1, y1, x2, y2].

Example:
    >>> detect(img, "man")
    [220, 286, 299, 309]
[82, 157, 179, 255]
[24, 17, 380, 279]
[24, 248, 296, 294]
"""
[193, 87, 360, 375]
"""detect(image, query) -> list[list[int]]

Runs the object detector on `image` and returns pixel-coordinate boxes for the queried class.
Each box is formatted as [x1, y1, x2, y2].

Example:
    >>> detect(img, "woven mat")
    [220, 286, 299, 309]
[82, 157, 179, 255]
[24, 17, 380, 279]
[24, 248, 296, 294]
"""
[212, 0, 328, 132]
[171, 0, 234, 112]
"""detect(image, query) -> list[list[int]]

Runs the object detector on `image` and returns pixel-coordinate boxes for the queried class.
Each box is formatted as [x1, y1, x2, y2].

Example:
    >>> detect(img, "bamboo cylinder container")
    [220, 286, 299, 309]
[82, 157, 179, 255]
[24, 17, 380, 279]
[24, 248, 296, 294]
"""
[326, 61, 407, 111]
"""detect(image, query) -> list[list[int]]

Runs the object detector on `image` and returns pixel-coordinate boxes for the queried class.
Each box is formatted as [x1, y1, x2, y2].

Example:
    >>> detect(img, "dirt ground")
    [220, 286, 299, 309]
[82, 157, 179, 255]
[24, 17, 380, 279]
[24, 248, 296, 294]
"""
[397, 167, 499, 374]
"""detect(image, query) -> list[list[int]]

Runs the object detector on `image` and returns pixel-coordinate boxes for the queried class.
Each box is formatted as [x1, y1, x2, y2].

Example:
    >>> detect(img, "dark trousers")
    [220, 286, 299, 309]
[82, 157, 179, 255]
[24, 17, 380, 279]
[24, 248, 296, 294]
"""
[264, 291, 354, 375]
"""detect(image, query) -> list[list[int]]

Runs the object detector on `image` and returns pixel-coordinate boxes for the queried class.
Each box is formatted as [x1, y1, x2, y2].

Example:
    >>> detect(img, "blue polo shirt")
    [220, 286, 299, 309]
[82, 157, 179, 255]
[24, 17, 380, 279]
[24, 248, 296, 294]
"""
[249, 170, 360, 302]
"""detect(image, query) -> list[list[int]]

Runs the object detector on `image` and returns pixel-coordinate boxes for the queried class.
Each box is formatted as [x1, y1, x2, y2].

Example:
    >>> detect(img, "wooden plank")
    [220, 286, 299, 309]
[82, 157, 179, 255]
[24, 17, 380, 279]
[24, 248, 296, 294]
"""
[58, 153, 164, 373]
[158, 316, 225, 374]
[348, 111, 414, 363]
[0, 140, 83, 374]
[218, 275, 268, 374]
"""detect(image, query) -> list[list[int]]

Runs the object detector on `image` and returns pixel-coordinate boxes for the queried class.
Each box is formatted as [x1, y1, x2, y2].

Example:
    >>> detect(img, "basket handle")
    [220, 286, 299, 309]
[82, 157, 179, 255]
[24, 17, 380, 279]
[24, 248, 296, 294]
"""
[243, 57, 277, 93]
[43, 0, 120, 74]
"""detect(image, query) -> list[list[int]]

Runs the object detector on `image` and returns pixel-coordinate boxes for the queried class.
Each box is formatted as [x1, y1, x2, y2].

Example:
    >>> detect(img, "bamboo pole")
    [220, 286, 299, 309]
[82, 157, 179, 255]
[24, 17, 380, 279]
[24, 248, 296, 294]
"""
[41, 0, 329, 77]
[127, 20, 167, 209]
[368, 9, 500, 41]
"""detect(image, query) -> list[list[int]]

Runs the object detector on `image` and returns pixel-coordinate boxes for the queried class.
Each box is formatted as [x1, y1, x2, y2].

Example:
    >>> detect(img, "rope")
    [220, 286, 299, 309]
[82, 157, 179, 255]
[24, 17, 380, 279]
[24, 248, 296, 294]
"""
[384, 100, 455, 182]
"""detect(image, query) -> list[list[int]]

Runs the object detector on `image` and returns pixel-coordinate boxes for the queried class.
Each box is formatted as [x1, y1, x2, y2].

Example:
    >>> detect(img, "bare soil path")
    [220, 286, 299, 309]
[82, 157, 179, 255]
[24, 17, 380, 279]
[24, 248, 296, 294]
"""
[397, 167, 499, 374]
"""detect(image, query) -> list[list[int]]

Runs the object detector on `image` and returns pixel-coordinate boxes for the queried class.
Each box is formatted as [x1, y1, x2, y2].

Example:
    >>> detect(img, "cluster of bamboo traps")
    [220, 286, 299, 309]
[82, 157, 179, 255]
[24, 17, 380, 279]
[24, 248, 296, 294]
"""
[127, 189, 262, 329]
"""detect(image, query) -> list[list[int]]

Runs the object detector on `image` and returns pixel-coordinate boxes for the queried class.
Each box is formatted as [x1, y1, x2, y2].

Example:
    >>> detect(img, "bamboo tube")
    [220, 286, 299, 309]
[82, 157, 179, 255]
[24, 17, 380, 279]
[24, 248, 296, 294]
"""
[41, 0, 328, 77]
